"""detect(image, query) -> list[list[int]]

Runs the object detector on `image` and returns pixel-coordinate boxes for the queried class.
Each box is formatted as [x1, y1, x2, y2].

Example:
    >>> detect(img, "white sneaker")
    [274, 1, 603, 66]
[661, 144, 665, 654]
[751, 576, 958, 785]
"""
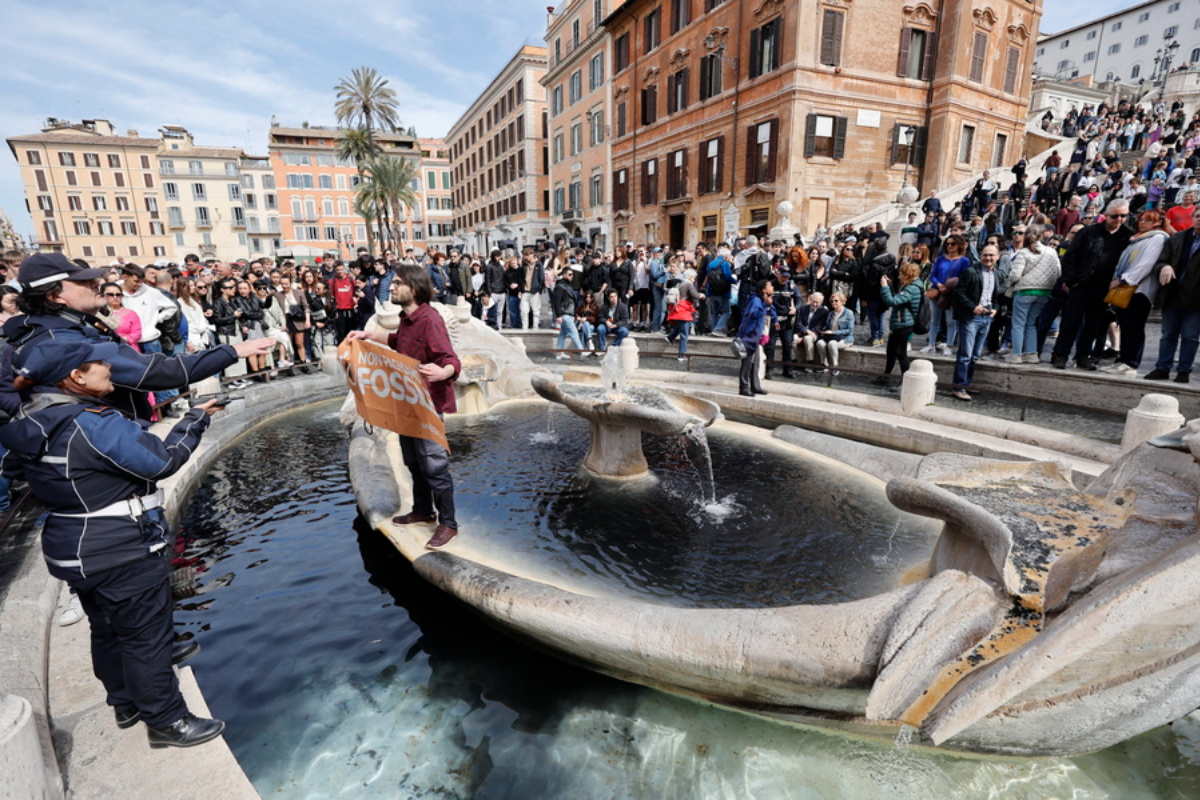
[937, 343, 952, 354]
[1023, 353, 1041, 364]
[1109, 362, 1137, 375]
[555, 352, 570, 360]
[277, 359, 294, 369]
[59, 595, 84, 627]
[919, 346, 935, 353]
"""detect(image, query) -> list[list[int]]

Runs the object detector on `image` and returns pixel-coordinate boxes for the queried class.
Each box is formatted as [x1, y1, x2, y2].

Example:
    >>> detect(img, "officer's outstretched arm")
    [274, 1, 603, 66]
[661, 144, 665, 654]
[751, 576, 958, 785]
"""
[107, 343, 237, 393]
[77, 408, 211, 481]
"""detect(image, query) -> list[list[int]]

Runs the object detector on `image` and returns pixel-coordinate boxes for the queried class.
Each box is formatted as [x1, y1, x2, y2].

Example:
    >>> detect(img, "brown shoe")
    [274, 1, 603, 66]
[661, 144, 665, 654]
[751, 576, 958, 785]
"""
[426, 524, 458, 550]
[392, 511, 437, 525]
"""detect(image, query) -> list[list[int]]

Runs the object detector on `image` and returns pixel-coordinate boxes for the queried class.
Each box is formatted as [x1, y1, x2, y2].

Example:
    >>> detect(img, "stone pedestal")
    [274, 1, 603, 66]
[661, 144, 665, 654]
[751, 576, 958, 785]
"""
[0, 694, 51, 800]
[1122, 394, 1186, 452]
[619, 337, 639, 373]
[901, 360, 937, 414]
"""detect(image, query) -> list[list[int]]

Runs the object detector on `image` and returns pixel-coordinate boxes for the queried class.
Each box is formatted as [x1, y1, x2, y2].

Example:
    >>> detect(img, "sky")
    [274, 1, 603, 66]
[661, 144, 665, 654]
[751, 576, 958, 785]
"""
[0, 0, 1131, 242]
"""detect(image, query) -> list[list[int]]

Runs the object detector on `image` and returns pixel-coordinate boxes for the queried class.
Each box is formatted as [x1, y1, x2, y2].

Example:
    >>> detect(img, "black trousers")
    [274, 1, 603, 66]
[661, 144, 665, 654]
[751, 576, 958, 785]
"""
[75, 550, 185, 728]
[333, 309, 355, 343]
[885, 326, 913, 375]
[1116, 292, 1153, 368]
[764, 319, 795, 375]
[1052, 284, 1109, 362]
[400, 433, 457, 528]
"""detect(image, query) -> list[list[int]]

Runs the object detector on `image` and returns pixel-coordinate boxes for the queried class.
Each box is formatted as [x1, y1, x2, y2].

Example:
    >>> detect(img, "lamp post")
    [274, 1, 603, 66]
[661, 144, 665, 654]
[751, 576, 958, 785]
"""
[896, 126, 919, 205]
[1160, 36, 1182, 101]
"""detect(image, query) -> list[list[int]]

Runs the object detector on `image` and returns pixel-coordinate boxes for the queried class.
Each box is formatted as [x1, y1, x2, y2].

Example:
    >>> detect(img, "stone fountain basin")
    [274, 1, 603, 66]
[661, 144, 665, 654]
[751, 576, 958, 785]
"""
[531, 371, 722, 437]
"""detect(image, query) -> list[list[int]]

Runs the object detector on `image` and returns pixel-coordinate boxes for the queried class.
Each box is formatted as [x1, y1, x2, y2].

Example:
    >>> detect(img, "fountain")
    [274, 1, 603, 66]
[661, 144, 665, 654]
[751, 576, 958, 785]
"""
[340, 304, 1200, 757]
[530, 349, 722, 479]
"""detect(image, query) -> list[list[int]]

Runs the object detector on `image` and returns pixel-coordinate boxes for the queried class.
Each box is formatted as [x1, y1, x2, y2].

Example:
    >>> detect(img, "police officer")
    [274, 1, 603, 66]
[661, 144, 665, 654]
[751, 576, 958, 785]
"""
[764, 264, 799, 379]
[0, 253, 273, 421]
[0, 338, 226, 747]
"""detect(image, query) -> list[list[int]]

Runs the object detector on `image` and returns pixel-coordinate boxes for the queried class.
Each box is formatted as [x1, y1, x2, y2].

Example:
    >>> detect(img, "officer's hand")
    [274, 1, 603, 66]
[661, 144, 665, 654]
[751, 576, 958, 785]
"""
[195, 399, 222, 416]
[232, 338, 274, 358]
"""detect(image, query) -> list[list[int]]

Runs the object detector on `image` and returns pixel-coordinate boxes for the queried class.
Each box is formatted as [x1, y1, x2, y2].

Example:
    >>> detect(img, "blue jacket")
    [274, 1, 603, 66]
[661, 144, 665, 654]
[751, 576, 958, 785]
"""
[649, 258, 666, 288]
[1, 309, 237, 422]
[736, 295, 778, 348]
[825, 307, 856, 342]
[0, 392, 210, 582]
[1, 309, 237, 420]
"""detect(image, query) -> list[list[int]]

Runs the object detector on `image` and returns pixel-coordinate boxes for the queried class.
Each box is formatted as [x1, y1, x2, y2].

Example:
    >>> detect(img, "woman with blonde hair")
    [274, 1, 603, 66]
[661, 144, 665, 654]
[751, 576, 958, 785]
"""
[1005, 222, 1061, 364]
[875, 262, 924, 385]
[1106, 208, 1172, 375]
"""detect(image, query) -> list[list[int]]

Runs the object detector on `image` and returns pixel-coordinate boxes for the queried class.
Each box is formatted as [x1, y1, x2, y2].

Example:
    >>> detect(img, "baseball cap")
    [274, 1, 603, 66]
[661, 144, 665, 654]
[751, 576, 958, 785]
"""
[16, 339, 120, 386]
[18, 253, 106, 290]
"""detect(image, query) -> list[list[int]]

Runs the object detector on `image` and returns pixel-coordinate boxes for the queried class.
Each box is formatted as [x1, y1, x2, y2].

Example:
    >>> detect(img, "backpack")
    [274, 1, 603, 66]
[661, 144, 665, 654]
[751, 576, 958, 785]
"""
[913, 289, 932, 336]
[665, 283, 680, 306]
[752, 252, 773, 282]
[707, 262, 730, 295]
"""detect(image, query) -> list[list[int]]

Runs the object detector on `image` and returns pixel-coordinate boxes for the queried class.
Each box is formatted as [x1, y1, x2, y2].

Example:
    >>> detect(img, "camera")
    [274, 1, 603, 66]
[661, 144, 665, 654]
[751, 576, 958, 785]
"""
[191, 393, 244, 408]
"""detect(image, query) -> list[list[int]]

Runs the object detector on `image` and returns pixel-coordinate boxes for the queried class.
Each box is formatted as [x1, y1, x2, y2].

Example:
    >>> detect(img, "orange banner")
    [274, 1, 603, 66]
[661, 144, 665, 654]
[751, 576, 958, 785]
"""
[338, 338, 450, 451]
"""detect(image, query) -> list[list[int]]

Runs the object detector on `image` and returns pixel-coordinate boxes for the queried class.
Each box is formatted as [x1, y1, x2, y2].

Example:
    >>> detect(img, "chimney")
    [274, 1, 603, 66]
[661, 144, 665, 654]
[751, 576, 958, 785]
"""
[127, 130, 138, 138]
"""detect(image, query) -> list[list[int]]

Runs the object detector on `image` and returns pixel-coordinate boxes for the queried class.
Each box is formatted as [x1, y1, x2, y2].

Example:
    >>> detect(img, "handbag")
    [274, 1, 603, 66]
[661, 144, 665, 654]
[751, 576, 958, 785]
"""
[730, 338, 747, 359]
[287, 304, 306, 321]
[1104, 283, 1136, 309]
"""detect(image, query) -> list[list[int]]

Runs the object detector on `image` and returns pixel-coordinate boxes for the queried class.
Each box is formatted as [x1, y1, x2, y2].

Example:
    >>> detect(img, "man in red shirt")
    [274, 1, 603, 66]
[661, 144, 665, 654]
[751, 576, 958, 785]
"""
[1167, 191, 1196, 233]
[347, 264, 462, 549]
[328, 261, 357, 343]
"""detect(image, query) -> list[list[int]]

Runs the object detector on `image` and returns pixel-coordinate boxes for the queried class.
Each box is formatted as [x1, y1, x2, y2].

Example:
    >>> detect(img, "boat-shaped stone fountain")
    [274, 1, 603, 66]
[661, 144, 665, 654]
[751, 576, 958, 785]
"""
[343, 302, 1200, 757]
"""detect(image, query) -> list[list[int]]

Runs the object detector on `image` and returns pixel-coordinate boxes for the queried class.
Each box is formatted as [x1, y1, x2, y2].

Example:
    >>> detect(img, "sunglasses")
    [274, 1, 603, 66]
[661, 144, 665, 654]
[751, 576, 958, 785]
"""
[103, 292, 123, 297]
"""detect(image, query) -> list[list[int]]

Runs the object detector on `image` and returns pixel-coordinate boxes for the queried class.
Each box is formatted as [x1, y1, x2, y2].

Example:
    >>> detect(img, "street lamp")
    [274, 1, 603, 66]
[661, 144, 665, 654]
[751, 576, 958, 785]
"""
[1161, 37, 1182, 100]
[896, 126, 919, 205]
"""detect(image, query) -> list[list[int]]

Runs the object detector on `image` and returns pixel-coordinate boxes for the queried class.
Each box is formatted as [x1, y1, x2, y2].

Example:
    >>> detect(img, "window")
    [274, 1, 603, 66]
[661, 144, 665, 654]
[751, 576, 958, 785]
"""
[188, 160, 203, 175]
[319, 174, 333, 189]
[615, 33, 631, 72]
[1132, 64, 1142, 78]
[1112, 21, 1122, 31]
[1108, 43, 1121, 55]
[569, 180, 581, 210]
[699, 137, 723, 194]
[1165, 25, 1179, 38]
[749, 17, 783, 78]
[286, 174, 314, 189]
[192, 183, 206, 200]
[552, 85, 563, 116]
[1084, 51, 1096, 62]
[228, 184, 242, 201]
[1086, 30, 1097, 40]
[553, 186, 565, 214]
[958, 124, 975, 163]
[244, 193, 257, 209]
[74, 220, 91, 236]
[91, 172, 102, 186]
[554, 132, 564, 163]
[282, 153, 311, 166]
[224, 162, 239, 176]
[168, 207, 183, 227]
[1003, 46, 1021, 94]
[667, 68, 690, 113]
[196, 207, 210, 227]
[641, 84, 659, 126]
[571, 121, 583, 155]
[670, 0, 691, 34]
[35, 170, 47, 191]
[164, 182, 178, 200]
[590, 110, 605, 146]
[97, 221, 113, 236]
[1060, 40, 1069, 49]
[1194, 48, 1200, 63]
[58, 152, 76, 167]
[68, 195, 82, 211]
[748, 119, 781, 181]
[970, 32, 987, 83]
[26, 151, 41, 165]
[590, 173, 604, 207]
[115, 196, 130, 211]
[891, 124, 924, 165]
[590, 53, 605, 90]
[143, 173, 154, 188]
[1138, 12, 1150, 22]
[820, 9, 844, 67]
[262, 175, 275, 190]
[36, 195, 53, 212]
[43, 220, 59, 242]
[93, 195, 107, 211]
[1057, 59, 1070, 70]
[641, 158, 658, 205]
[1136, 35, 1149, 46]
[149, 222, 165, 236]
[570, 70, 582, 105]
[160, 159, 175, 175]
[617, 102, 628, 137]
[898, 28, 936, 80]
[993, 133, 1009, 169]
[265, 193, 277, 210]
[323, 198, 334, 216]
[121, 221, 137, 236]
[700, 53, 723, 99]
[666, 148, 688, 199]
[83, 153, 100, 167]
[1037, 47, 1045, 56]
[1169, 2, 1180, 12]
[803, 115, 845, 161]
[141, 155, 151, 169]
[644, 8, 661, 53]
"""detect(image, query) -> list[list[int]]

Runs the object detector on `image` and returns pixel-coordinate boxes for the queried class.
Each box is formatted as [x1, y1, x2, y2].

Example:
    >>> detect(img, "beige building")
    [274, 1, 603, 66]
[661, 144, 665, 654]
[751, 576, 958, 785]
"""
[7, 118, 171, 262]
[418, 137, 455, 252]
[238, 154, 284, 258]
[158, 125, 254, 262]
[607, 0, 1042, 247]
[449, 45, 551, 253]
[543, 0, 627, 250]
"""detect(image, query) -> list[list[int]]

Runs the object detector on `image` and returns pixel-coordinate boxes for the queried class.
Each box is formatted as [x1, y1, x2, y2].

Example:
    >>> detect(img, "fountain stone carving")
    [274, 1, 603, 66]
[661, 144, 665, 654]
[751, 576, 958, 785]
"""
[531, 351, 721, 478]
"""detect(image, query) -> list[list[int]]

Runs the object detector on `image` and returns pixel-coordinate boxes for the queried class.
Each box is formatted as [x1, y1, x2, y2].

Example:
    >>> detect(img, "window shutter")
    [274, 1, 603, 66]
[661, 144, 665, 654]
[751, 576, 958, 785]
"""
[914, 126, 928, 169]
[715, 134, 725, 192]
[682, 148, 689, 196]
[641, 163, 649, 205]
[891, 123, 901, 164]
[775, 18, 784, 72]
[698, 144, 708, 194]
[970, 33, 987, 83]
[750, 26, 762, 79]
[833, 116, 848, 160]
[700, 56, 711, 100]
[681, 68, 690, 109]
[921, 32, 937, 80]
[1004, 47, 1020, 94]
[666, 74, 675, 113]
[898, 28, 912, 77]
[821, 10, 844, 66]
[765, 119, 779, 182]
[746, 125, 757, 185]
[804, 114, 817, 158]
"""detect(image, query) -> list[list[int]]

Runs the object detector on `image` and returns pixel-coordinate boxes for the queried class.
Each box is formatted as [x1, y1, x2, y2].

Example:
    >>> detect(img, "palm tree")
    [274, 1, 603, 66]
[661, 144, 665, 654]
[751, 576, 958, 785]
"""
[334, 67, 401, 135]
[336, 126, 383, 256]
[363, 156, 419, 248]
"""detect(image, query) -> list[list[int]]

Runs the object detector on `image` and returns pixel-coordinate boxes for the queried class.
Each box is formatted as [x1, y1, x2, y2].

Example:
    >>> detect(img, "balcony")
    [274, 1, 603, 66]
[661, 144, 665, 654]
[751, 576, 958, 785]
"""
[195, 217, 213, 229]
[291, 213, 319, 223]
[168, 218, 186, 229]
[561, 208, 580, 221]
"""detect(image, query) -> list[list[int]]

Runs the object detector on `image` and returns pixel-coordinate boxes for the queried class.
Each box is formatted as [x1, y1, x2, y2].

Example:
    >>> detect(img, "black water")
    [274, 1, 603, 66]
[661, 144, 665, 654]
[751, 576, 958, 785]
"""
[174, 401, 1200, 798]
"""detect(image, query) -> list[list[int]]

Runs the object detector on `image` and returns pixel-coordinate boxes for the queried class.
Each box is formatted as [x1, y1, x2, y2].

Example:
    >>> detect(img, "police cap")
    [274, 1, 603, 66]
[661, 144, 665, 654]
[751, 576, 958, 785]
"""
[18, 253, 106, 290]
[16, 339, 120, 386]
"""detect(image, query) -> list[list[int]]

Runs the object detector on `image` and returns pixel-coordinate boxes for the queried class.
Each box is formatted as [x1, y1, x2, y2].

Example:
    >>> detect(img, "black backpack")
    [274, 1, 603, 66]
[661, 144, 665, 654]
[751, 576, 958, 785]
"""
[913, 290, 932, 336]
[707, 262, 730, 295]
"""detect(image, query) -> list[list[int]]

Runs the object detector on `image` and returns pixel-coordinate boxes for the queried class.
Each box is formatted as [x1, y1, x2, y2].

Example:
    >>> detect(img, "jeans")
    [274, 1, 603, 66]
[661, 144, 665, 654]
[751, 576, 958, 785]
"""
[667, 320, 691, 355]
[507, 295, 522, 329]
[486, 302, 499, 329]
[556, 316, 586, 350]
[953, 314, 992, 388]
[651, 285, 666, 332]
[1011, 293, 1050, 356]
[141, 340, 178, 401]
[927, 304, 957, 348]
[596, 324, 629, 350]
[400, 431, 456, 528]
[867, 299, 887, 342]
[1155, 303, 1200, 374]
[709, 295, 732, 333]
